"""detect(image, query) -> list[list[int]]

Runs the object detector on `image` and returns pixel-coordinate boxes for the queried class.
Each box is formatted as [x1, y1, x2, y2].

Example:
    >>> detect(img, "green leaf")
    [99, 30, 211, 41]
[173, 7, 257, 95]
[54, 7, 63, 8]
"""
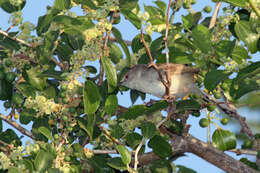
[125, 132, 142, 149]
[102, 56, 117, 93]
[121, 9, 141, 29]
[230, 61, 260, 99]
[130, 90, 139, 104]
[8, 167, 19, 173]
[116, 145, 131, 165]
[0, 118, 2, 132]
[78, 114, 96, 141]
[177, 165, 197, 173]
[16, 82, 36, 97]
[0, 0, 26, 13]
[0, 79, 13, 100]
[34, 150, 54, 172]
[25, 67, 47, 91]
[83, 80, 100, 115]
[72, 143, 84, 158]
[192, 24, 212, 53]
[89, 155, 114, 173]
[181, 12, 202, 30]
[54, 0, 71, 10]
[112, 27, 131, 66]
[231, 45, 249, 64]
[144, 5, 164, 19]
[141, 122, 156, 139]
[0, 129, 21, 146]
[108, 43, 123, 64]
[19, 109, 34, 125]
[119, 0, 138, 10]
[154, 0, 167, 13]
[38, 126, 53, 142]
[110, 124, 124, 139]
[149, 160, 173, 173]
[221, 0, 246, 7]
[215, 40, 235, 58]
[120, 105, 147, 119]
[53, 15, 94, 34]
[107, 157, 127, 170]
[212, 129, 236, 151]
[36, 9, 60, 35]
[235, 21, 259, 53]
[204, 70, 231, 91]
[148, 135, 172, 158]
[105, 95, 118, 115]
[176, 99, 201, 112]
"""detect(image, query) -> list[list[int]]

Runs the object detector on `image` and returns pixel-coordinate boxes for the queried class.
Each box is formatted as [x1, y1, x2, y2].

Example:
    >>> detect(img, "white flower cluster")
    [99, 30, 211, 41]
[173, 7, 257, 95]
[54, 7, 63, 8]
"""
[24, 95, 61, 116]
[9, 0, 24, 6]
[83, 20, 112, 41]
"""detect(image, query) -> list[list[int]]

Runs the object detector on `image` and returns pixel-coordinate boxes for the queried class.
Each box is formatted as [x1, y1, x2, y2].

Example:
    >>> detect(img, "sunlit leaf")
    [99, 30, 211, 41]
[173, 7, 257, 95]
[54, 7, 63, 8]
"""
[84, 80, 100, 115]
[116, 145, 131, 165]
[192, 24, 212, 53]
[102, 56, 117, 93]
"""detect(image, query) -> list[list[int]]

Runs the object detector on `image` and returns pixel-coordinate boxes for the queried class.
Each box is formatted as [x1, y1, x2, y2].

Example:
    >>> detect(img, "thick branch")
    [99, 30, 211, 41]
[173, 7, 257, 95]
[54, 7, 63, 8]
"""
[137, 131, 258, 173]
[0, 114, 35, 140]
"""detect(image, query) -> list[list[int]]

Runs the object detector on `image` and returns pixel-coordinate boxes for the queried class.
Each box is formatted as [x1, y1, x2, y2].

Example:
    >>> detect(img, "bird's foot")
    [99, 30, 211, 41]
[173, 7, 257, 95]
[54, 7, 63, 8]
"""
[147, 62, 159, 70]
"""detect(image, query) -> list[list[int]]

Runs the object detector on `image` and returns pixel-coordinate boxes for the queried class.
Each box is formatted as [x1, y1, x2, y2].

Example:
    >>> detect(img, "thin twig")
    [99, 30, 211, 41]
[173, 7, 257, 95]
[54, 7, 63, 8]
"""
[92, 149, 118, 154]
[228, 149, 258, 156]
[0, 139, 14, 150]
[0, 114, 35, 140]
[51, 57, 64, 70]
[248, 0, 260, 19]
[134, 138, 146, 170]
[0, 29, 33, 48]
[5, 23, 16, 33]
[99, 126, 121, 145]
[164, 0, 172, 86]
[209, 2, 222, 29]
[140, 28, 154, 64]
[105, 37, 132, 46]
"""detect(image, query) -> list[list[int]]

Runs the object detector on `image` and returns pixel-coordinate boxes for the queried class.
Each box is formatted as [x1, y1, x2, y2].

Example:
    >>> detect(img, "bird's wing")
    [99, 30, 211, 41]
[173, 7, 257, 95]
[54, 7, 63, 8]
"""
[157, 63, 200, 74]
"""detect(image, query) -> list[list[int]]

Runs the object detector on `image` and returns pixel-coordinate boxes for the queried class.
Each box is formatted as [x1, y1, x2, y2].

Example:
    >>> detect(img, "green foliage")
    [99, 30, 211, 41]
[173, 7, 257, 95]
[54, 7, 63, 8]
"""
[0, 0, 259, 172]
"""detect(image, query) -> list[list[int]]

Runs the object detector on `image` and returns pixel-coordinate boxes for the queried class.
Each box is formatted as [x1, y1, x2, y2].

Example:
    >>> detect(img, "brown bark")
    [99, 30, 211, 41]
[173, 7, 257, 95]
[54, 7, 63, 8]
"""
[137, 133, 258, 173]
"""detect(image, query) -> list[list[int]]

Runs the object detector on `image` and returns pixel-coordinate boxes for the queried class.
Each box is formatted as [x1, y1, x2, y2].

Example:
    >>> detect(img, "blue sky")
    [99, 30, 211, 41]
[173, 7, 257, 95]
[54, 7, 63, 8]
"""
[0, 0, 259, 172]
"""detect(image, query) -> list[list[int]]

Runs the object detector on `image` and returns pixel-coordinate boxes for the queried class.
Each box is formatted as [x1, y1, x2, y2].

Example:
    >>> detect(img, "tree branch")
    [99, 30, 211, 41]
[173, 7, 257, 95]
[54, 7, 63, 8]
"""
[209, 2, 222, 29]
[0, 114, 35, 140]
[137, 129, 258, 173]
[0, 29, 33, 48]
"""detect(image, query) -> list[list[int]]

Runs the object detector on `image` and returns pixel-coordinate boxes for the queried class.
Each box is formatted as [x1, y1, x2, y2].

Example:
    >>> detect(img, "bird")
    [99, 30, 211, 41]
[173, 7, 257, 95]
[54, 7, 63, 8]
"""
[119, 63, 201, 99]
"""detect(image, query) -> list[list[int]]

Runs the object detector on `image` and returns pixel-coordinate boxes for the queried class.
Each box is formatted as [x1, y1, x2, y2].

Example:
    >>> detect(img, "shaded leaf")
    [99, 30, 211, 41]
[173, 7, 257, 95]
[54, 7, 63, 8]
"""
[24, 67, 47, 91]
[204, 70, 231, 91]
[230, 61, 260, 99]
[16, 82, 36, 97]
[148, 135, 172, 158]
[141, 122, 156, 139]
[37, 9, 60, 35]
[107, 157, 127, 170]
[215, 40, 235, 58]
[212, 129, 236, 151]
[112, 27, 131, 66]
[231, 45, 249, 64]
[120, 105, 147, 119]
[192, 24, 212, 53]
[119, 0, 138, 10]
[34, 150, 54, 172]
[108, 43, 123, 64]
[125, 132, 142, 149]
[0, 0, 26, 13]
[38, 126, 53, 142]
[84, 80, 100, 115]
[102, 56, 117, 93]
[105, 95, 118, 115]
[176, 99, 201, 112]
[121, 9, 141, 29]
[78, 115, 96, 141]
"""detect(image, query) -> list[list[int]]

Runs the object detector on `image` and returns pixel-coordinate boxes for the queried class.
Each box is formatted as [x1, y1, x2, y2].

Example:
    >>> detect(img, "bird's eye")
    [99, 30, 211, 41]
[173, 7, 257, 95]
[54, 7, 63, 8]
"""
[125, 74, 128, 79]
